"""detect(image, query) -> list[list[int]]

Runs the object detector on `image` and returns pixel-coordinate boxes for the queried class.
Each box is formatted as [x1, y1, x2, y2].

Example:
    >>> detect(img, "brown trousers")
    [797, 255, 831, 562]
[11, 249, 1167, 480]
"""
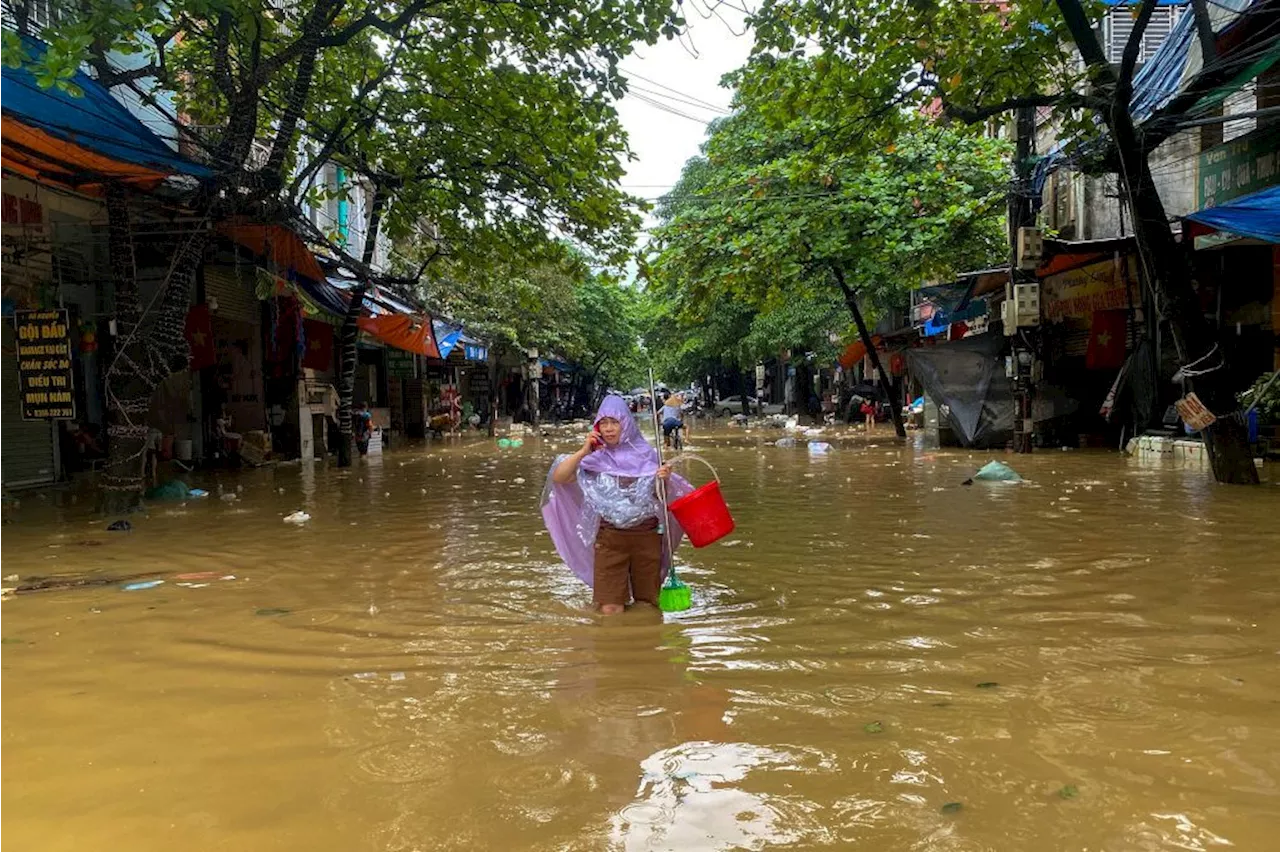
[593, 519, 662, 607]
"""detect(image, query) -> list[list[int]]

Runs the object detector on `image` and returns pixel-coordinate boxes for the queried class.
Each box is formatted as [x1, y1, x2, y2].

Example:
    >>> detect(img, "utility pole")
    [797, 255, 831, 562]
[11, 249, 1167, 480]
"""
[1009, 106, 1037, 454]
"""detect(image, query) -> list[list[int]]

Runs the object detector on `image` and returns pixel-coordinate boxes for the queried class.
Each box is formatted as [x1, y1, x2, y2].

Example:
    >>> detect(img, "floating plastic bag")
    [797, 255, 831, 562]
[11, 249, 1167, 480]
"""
[971, 461, 1022, 482]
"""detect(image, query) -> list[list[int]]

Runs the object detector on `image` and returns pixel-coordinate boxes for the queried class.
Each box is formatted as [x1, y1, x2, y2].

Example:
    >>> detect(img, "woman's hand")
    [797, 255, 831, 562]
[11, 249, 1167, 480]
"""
[656, 463, 672, 480]
[582, 433, 601, 456]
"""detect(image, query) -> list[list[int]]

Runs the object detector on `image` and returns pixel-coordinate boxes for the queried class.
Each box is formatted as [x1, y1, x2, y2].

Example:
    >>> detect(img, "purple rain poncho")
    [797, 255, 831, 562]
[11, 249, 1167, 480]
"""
[541, 396, 691, 589]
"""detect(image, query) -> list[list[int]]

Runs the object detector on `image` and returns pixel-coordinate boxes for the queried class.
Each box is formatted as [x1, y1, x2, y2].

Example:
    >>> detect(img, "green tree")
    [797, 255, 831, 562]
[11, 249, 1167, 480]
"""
[399, 237, 644, 420]
[646, 101, 1011, 431]
[744, 0, 1270, 478]
[6, 0, 681, 494]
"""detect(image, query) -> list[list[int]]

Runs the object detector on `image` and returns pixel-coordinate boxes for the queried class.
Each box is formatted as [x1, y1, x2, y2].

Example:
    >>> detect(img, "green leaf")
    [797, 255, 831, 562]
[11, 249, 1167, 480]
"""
[1058, 785, 1080, 800]
[941, 802, 963, 815]
[864, 721, 884, 734]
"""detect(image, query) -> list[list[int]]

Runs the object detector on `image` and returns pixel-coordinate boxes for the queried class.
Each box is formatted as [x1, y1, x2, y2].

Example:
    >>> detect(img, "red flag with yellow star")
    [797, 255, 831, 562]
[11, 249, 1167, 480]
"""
[184, 303, 216, 370]
[1086, 310, 1127, 370]
[302, 319, 334, 371]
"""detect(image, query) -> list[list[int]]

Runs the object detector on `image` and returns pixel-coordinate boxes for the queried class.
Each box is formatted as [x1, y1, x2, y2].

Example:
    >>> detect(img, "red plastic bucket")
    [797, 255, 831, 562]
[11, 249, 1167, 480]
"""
[668, 462, 735, 548]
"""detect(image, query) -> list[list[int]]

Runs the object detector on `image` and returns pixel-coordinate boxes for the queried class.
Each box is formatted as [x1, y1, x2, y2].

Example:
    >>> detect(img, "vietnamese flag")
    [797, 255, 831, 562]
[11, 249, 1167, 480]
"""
[184, 303, 216, 370]
[302, 319, 334, 370]
[1086, 309, 1127, 370]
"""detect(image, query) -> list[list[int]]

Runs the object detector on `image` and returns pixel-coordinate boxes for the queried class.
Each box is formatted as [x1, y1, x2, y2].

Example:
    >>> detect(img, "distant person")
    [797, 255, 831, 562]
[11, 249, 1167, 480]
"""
[660, 393, 684, 448]
[215, 405, 242, 464]
[353, 402, 373, 456]
[860, 398, 876, 432]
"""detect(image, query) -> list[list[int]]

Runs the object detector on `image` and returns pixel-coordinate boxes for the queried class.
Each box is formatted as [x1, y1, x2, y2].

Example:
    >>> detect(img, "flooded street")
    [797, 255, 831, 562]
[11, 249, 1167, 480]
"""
[4, 433, 1280, 851]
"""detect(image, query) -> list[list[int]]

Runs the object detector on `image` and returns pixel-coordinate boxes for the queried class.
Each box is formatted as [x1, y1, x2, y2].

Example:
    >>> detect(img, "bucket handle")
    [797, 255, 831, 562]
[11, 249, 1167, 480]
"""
[665, 453, 720, 485]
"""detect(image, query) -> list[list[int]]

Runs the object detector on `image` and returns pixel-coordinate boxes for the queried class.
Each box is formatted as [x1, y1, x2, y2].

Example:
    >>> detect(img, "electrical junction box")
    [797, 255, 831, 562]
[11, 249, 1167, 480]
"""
[1002, 282, 1040, 335]
[1016, 227, 1043, 271]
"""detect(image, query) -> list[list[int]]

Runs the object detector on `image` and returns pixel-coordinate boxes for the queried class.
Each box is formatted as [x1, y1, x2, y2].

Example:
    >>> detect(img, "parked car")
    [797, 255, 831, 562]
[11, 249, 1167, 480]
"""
[716, 396, 785, 417]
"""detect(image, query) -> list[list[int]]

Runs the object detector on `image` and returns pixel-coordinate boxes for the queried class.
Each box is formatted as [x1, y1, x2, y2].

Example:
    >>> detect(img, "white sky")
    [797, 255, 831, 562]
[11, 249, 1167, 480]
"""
[613, 8, 754, 234]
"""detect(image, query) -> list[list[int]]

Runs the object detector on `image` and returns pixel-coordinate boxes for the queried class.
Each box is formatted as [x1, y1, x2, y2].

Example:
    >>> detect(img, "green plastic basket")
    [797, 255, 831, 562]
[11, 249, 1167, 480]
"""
[658, 568, 692, 612]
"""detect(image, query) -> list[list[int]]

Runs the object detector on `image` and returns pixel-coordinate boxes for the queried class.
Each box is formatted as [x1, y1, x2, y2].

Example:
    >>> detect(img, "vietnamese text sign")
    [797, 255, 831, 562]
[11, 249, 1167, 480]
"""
[14, 308, 76, 420]
[1198, 127, 1280, 209]
[386, 347, 417, 378]
[1042, 257, 1137, 320]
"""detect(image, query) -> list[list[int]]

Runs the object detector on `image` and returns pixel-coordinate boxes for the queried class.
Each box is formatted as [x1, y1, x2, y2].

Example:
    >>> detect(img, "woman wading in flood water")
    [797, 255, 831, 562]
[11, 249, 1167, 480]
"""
[542, 396, 691, 614]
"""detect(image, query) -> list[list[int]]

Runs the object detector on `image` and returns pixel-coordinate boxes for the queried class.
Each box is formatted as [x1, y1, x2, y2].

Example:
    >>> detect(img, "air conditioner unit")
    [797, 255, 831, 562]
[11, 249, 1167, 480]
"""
[1016, 227, 1043, 271]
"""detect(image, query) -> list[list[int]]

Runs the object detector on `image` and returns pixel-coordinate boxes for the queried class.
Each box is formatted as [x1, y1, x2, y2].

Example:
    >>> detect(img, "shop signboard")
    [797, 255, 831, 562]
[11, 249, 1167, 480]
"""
[1197, 127, 1280, 209]
[14, 308, 76, 420]
[386, 348, 417, 379]
[1042, 256, 1138, 320]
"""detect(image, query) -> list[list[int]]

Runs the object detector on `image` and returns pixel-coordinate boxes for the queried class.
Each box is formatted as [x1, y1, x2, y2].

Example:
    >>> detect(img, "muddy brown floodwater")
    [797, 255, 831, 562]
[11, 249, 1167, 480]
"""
[3, 430, 1280, 851]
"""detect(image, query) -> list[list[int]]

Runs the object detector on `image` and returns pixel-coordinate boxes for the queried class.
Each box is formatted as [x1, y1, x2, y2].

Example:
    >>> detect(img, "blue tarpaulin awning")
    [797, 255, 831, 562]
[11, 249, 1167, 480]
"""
[296, 277, 350, 317]
[1, 35, 212, 188]
[433, 320, 464, 360]
[1185, 185, 1280, 243]
[1129, 0, 1274, 125]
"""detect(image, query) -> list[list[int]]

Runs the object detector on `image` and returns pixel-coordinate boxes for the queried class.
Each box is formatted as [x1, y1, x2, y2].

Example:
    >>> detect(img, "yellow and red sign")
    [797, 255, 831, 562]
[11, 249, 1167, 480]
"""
[1042, 255, 1139, 321]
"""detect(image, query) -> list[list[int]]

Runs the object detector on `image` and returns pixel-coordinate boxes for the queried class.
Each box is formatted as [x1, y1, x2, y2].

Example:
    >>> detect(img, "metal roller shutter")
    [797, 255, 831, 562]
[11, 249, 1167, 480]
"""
[203, 266, 261, 324]
[2, 322, 58, 488]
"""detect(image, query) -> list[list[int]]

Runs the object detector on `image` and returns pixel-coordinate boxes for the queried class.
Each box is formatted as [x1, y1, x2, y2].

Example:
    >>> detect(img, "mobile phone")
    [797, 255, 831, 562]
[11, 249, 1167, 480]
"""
[589, 431, 604, 449]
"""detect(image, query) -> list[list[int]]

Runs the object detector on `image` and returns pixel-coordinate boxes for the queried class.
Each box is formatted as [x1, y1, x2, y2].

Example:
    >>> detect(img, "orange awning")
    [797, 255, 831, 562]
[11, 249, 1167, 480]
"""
[358, 314, 440, 359]
[838, 336, 883, 371]
[1, 116, 172, 192]
[218, 222, 326, 284]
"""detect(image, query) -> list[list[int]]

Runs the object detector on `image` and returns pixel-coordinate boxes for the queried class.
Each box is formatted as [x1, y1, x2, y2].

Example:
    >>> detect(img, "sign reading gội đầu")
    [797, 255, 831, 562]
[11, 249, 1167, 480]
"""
[14, 308, 76, 420]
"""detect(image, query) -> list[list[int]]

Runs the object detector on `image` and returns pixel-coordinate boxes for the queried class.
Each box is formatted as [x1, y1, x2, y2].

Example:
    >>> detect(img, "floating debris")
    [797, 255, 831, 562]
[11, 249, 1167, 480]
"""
[941, 802, 963, 815]
[864, 721, 884, 734]
[107, 520, 132, 532]
[966, 461, 1023, 485]
[122, 580, 164, 591]
[283, 511, 311, 524]
[255, 607, 290, 617]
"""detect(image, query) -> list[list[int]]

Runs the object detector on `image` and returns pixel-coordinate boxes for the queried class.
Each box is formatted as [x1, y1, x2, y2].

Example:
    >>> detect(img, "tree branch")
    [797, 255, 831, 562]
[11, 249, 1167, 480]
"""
[1189, 0, 1218, 64]
[941, 92, 1085, 124]
[264, 0, 438, 74]
[93, 61, 162, 87]
[1055, 0, 1114, 76]
[1118, 0, 1159, 99]
[361, 182, 388, 268]
[212, 13, 236, 98]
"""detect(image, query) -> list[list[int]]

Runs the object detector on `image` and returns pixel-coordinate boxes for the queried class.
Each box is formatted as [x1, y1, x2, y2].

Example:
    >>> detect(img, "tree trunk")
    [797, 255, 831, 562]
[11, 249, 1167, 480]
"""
[830, 264, 907, 438]
[335, 284, 367, 467]
[1114, 138, 1258, 483]
[100, 186, 207, 513]
[1054, 0, 1257, 484]
[101, 188, 150, 514]
[487, 346, 503, 437]
[528, 374, 541, 427]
